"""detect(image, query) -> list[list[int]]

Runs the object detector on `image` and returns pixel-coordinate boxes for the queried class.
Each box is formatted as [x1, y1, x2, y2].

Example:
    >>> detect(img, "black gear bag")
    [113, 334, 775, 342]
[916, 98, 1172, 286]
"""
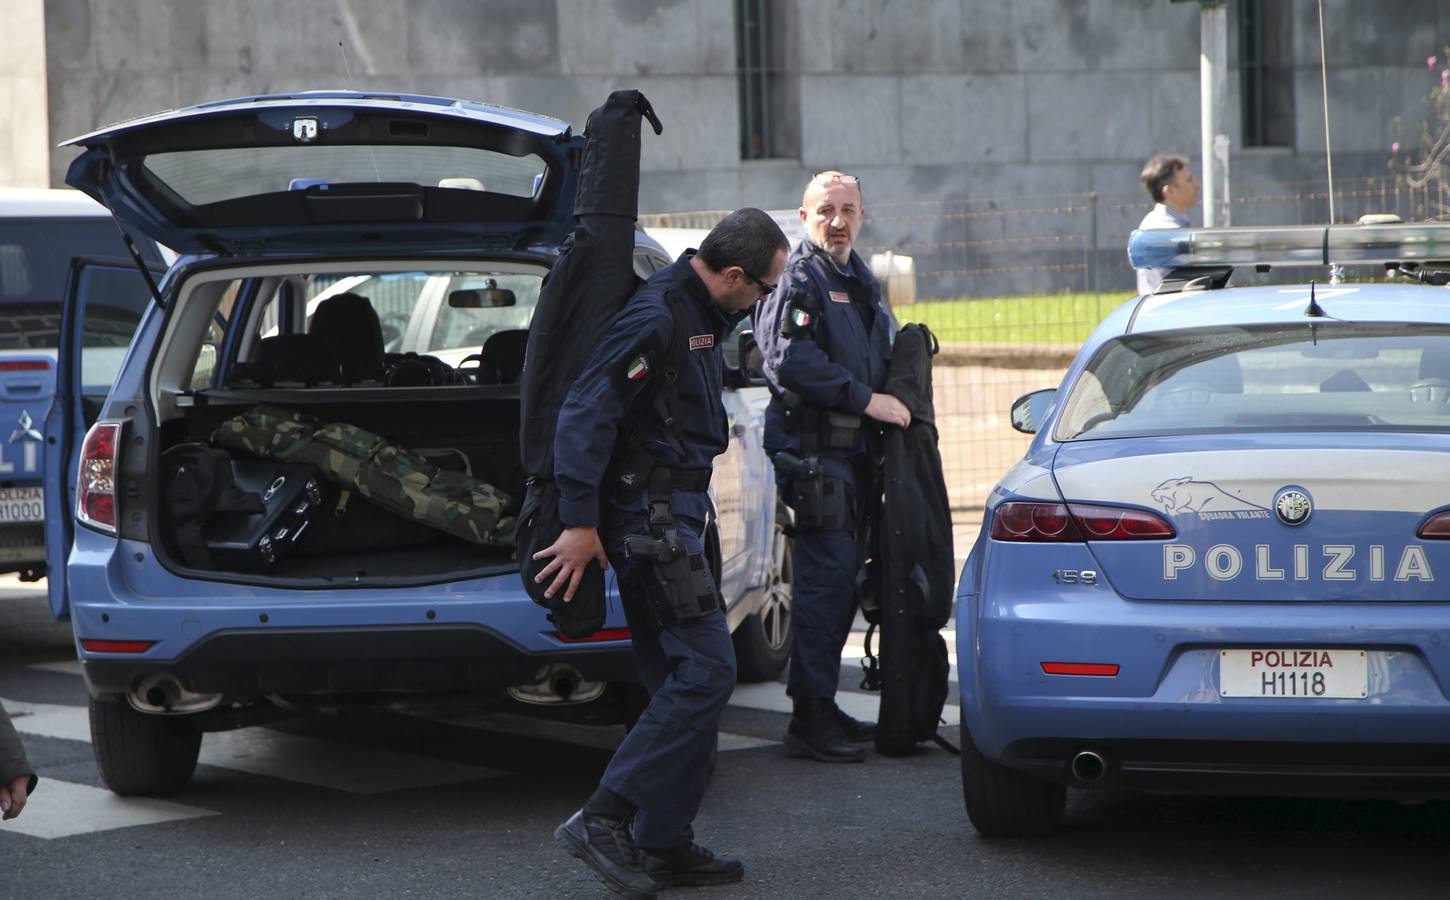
[517, 90, 663, 637]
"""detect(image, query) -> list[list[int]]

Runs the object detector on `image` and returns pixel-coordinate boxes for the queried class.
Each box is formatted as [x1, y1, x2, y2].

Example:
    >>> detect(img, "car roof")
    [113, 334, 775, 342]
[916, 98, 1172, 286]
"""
[0, 187, 110, 218]
[1127, 282, 1450, 334]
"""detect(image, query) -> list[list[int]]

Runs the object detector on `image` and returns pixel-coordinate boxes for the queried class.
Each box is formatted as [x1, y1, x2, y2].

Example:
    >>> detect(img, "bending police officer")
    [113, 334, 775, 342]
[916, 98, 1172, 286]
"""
[537, 208, 789, 898]
[755, 172, 909, 763]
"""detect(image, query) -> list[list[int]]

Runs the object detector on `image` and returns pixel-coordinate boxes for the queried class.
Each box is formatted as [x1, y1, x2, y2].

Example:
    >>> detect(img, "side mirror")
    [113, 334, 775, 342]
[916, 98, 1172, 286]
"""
[724, 329, 768, 389]
[1010, 388, 1057, 434]
[449, 279, 516, 308]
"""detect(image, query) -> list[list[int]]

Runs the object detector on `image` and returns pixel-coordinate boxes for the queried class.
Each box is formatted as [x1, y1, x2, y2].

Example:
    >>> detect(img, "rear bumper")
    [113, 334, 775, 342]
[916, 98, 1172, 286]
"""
[999, 736, 1450, 799]
[956, 549, 1450, 797]
[81, 624, 638, 698]
[70, 537, 636, 698]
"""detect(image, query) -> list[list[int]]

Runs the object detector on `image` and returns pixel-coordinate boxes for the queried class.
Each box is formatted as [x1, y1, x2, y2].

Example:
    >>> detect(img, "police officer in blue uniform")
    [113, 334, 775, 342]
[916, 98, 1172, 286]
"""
[540, 208, 788, 899]
[755, 172, 910, 763]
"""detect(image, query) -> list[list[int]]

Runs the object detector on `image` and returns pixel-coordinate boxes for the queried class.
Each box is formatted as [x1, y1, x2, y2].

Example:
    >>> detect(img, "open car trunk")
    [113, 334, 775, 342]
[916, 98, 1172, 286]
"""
[155, 391, 523, 585]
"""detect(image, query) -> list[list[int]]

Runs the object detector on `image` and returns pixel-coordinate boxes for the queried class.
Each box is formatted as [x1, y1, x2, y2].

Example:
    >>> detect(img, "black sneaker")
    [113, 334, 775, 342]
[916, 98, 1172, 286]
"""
[642, 840, 745, 887]
[554, 809, 660, 899]
[833, 703, 877, 743]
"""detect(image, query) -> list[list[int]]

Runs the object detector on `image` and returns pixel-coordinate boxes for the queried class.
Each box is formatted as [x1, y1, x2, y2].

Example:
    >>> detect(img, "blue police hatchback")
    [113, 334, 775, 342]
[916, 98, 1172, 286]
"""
[48, 92, 790, 795]
[959, 222, 1450, 835]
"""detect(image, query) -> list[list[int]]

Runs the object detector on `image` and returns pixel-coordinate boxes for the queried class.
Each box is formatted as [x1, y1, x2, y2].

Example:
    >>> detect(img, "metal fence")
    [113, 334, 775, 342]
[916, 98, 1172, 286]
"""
[642, 174, 1450, 540]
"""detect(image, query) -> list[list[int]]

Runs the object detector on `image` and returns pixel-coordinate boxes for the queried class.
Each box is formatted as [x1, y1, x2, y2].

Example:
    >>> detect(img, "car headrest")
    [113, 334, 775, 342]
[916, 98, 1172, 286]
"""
[308, 292, 385, 385]
[479, 329, 529, 383]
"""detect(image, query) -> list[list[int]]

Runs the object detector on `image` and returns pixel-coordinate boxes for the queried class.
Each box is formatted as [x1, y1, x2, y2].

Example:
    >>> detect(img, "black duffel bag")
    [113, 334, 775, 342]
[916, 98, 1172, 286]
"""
[517, 478, 607, 638]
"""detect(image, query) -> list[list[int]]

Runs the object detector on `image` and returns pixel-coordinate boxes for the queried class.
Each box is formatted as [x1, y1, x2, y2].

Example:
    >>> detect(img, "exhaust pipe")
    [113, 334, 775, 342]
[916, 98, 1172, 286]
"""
[507, 663, 606, 705]
[1070, 749, 1108, 784]
[549, 667, 582, 700]
[128, 674, 223, 715]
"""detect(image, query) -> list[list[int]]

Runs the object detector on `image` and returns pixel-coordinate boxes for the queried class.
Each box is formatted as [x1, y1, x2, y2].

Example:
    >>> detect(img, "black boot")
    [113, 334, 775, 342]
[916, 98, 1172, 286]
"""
[785, 697, 865, 763]
[554, 808, 660, 899]
[833, 702, 877, 743]
[641, 838, 745, 887]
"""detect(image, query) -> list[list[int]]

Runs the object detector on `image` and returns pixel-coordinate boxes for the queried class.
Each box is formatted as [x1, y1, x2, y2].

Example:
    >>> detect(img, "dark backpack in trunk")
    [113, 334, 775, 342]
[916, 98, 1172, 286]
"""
[517, 90, 662, 638]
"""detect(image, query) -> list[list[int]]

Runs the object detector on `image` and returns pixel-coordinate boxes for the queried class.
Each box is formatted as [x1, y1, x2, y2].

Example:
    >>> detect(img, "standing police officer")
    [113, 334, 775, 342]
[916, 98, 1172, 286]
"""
[755, 172, 910, 764]
[539, 208, 788, 898]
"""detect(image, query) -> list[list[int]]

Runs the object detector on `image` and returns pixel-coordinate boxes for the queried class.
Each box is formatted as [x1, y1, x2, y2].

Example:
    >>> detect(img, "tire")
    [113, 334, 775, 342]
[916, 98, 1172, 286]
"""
[959, 720, 1065, 837]
[89, 697, 203, 796]
[732, 502, 793, 682]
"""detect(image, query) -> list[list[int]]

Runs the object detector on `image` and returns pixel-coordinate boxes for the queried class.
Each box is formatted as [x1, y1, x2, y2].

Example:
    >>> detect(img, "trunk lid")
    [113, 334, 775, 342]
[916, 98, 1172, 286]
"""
[62, 91, 581, 256]
[1053, 434, 1450, 601]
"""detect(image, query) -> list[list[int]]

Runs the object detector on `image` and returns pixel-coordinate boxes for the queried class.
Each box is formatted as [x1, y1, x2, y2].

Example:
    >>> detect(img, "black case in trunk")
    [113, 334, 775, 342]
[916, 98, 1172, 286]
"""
[201, 460, 322, 569]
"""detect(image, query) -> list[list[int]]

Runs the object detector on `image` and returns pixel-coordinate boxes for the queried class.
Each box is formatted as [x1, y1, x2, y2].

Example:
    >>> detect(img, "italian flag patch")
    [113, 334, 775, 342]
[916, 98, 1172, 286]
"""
[791, 307, 812, 328]
[626, 355, 650, 381]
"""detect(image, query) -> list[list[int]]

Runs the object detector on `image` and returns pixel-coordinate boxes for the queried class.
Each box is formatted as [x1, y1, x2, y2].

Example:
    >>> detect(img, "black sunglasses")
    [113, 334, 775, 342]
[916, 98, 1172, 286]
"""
[743, 270, 777, 296]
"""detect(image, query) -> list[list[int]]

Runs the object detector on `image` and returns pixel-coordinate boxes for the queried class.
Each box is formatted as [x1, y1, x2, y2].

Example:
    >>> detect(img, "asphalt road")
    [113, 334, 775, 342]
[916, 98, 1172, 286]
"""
[3, 585, 1449, 900]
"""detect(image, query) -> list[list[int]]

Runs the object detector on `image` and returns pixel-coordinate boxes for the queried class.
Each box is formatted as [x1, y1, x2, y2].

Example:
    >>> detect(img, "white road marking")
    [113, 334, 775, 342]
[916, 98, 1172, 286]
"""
[3, 697, 503, 795]
[0, 779, 217, 840]
[4, 698, 90, 742]
[403, 708, 777, 753]
[198, 727, 504, 795]
[27, 659, 82, 676]
[728, 682, 962, 728]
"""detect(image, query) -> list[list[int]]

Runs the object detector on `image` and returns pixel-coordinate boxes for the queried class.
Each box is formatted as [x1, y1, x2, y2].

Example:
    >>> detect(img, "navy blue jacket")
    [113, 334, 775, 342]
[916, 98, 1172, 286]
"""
[555, 253, 738, 530]
[755, 239, 896, 456]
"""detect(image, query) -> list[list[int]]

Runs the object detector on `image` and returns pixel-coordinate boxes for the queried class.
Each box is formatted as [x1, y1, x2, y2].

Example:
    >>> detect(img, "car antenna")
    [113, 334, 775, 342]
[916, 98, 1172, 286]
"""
[1305, 280, 1327, 319]
[338, 40, 382, 183]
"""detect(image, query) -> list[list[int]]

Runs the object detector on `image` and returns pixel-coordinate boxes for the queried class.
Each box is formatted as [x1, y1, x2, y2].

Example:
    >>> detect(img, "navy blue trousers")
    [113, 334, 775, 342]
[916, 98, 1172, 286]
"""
[785, 457, 870, 701]
[598, 516, 736, 849]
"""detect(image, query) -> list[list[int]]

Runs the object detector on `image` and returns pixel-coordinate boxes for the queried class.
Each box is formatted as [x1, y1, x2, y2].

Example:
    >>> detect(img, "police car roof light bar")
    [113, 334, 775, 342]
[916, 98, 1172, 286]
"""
[1128, 223, 1450, 271]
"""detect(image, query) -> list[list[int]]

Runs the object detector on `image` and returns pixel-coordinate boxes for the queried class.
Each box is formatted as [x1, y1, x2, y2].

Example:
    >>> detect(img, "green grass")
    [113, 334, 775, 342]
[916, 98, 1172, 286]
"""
[896, 292, 1135, 344]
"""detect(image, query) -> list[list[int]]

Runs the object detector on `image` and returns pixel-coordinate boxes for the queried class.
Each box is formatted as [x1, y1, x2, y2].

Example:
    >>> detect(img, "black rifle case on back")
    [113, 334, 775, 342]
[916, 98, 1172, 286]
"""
[517, 90, 663, 637]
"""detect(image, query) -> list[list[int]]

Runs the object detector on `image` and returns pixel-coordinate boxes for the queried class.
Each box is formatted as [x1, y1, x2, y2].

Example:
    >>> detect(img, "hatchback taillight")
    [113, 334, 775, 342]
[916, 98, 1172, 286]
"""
[990, 501, 1175, 542]
[76, 422, 121, 534]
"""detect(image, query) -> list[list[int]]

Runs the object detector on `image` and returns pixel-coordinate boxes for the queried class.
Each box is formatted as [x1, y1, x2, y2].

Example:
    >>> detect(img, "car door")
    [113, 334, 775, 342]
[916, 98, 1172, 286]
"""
[44, 258, 159, 618]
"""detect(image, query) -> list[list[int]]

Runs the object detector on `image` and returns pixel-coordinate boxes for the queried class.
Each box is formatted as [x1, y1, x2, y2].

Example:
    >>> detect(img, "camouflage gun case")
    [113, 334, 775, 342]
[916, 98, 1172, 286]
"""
[212, 405, 516, 548]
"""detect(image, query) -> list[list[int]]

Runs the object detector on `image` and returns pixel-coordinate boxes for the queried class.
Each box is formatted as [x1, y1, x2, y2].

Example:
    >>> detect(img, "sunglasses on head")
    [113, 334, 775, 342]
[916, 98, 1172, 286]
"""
[812, 172, 862, 189]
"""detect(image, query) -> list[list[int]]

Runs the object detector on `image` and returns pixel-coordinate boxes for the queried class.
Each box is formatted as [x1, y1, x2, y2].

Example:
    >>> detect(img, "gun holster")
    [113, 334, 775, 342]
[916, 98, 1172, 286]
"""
[623, 528, 719, 626]
[775, 452, 850, 531]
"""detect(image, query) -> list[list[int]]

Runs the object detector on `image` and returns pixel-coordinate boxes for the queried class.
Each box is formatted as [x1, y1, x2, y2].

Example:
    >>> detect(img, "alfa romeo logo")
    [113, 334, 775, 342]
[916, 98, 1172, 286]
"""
[1274, 487, 1312, 526]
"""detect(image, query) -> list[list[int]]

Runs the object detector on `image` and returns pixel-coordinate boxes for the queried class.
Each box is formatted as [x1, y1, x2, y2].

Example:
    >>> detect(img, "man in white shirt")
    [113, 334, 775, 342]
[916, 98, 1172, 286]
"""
[1133, 154, 1201, 295]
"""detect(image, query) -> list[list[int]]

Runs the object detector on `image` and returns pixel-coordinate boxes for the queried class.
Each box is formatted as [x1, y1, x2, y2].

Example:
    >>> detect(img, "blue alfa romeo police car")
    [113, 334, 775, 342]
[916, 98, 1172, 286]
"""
[45, 91, 789, 795]
[958, 222, 1450, 835]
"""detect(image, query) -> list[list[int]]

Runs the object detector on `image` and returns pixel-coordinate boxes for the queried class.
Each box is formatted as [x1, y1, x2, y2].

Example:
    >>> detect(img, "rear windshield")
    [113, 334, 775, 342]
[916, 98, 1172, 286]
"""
[188, 266, 548, 391]
[0, 219, 158, 348]
[1055, 323, 1450, 440]
[144, 146, 548, 206]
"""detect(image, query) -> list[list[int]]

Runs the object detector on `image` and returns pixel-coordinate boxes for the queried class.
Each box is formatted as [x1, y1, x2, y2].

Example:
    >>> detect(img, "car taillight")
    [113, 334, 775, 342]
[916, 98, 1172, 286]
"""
[76, 422, 121, 534]
[1418, 511, 1450, 538]
[990, 501, 1175, 542]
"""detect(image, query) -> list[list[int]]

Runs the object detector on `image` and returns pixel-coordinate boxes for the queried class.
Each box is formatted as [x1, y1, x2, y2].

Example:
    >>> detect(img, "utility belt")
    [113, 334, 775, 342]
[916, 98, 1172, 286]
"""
[773, 451, 852, 531]
[615, 458, 719, 627]
[771, 392, 863, 453]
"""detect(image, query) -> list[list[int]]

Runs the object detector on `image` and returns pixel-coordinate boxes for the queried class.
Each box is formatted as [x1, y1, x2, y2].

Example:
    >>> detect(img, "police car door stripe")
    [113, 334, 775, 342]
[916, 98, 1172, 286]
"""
[2, 779, 218, 840]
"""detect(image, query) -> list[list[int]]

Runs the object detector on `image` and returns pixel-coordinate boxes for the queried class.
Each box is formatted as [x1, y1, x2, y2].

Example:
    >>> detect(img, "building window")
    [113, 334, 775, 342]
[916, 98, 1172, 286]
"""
[737, 0, 774, 159]
[1239, 0, 1294, 147]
